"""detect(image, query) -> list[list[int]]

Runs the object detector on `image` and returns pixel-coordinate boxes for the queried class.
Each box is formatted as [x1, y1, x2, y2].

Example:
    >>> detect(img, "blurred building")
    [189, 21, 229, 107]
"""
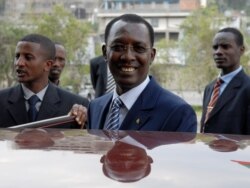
[2, 0, 99, 21]
[2, 0, 249, 42]
[0, 0, 205, 42]
[96, 0, 203, 42]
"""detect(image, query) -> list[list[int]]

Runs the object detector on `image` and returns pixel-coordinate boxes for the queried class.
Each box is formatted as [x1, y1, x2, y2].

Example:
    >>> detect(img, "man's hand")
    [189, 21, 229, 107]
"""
[69, 104, 87, 129]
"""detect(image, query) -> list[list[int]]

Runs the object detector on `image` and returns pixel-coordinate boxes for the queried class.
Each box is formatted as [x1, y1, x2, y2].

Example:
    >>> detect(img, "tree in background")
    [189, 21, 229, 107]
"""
[0, 20, 28, 87]
[179, 5, 224, 93]
[151, 38, 185, 91]
[30, 4, 92, 93]
[151, 5, 223, 93]
[215, 0, 250, 15]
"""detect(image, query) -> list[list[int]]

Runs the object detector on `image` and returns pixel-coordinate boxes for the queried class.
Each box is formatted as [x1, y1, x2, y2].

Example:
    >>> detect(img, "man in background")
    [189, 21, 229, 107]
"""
[90, 55, 115, 98]
[49, 42, 66, 85]
[201, 27, 250, 134]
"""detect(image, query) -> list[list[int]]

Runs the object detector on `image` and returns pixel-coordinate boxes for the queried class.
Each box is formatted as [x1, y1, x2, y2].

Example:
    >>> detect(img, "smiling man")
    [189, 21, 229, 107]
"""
[201, 27, 250, 134]
[87, 14, 197, 132]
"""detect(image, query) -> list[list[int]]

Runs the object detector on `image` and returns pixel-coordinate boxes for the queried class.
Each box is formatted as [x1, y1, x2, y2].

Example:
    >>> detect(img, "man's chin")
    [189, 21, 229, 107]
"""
[215, 63, 224, 69]
[50, 72, 60, 78]
[50, 69, 61, 74]
[16, 78, 26, 83]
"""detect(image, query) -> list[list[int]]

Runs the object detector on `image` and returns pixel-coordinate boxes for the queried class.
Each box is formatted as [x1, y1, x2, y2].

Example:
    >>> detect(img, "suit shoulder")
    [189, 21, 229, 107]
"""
[90, 56, 105, 65]
[160, 88, 191, 107]
[0, 86, 17, 96]
[90, 93, 111, 104]
[146, 77, 192, 108]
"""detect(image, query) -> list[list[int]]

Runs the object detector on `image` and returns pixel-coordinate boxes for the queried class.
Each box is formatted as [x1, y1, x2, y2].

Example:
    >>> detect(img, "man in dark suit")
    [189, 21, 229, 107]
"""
[201, 27, 250, 134]
[88, 14, 197, 132]
[90, 55, 107, 98]
[0, 34, 89, 128]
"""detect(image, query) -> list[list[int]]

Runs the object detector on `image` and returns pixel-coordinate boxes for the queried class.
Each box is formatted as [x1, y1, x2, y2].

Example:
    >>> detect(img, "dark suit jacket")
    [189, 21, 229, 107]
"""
[88, 77, 197, 132]
[90, 55, 107, 98]
[201, 70, 250, 134]
[0, 83, 89, 128]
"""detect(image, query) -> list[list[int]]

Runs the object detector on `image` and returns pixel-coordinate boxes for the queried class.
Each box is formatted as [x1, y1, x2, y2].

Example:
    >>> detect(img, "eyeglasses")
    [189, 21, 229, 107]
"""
[109, 44, 151, 54]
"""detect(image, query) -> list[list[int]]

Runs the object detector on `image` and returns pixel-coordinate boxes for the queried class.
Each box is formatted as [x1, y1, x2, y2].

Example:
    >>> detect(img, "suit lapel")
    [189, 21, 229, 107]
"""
[37, 84, 60, 120]
[92, 94, 112, 129]
[208, 72, 243, 120]
[204, 81, 215, 108]
[121, 99, 153, 130]
[120, 78, 159, 130]
[7, 85, 29, 124]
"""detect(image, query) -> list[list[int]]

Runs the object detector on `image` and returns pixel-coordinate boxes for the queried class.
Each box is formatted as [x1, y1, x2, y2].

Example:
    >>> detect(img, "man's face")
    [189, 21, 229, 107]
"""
[101, 141, 152, 182]
[212, 32, 244, 75]
[103, 20, 156, 94]
[49, 44, 66, 83]
[14, 41, 51, 88]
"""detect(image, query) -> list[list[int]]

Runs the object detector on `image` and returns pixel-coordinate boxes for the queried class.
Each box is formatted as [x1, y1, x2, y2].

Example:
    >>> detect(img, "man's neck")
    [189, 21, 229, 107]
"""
[22, 81, 49, 94]
[49, 79, 60, 86]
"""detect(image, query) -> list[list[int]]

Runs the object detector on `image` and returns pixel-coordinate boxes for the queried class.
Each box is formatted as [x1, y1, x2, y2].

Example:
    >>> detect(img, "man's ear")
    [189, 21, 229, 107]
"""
[102, 44, 107, 62]
[240, 45, 245, 55]
[44, 60, 53, 72]
[150, 48, 156, 65]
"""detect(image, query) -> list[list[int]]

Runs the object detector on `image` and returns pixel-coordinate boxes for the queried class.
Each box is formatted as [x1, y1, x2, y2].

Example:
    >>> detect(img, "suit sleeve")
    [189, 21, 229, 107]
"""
[176, 104, 197, 132]
[161, 104, 197, 133]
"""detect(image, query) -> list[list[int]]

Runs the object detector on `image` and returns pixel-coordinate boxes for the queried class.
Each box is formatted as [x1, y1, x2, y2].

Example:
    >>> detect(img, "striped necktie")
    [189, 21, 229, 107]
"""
[106, 67, 115, 93]
[204, 78, 224, 123]
[105, 97, 123, 130]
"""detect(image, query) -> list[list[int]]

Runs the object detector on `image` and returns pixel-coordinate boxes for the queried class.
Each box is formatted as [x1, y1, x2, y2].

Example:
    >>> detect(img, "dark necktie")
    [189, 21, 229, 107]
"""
[106, 97, 123, 130]
[28, 95, 40, 122]
[204, 78, 223, 123]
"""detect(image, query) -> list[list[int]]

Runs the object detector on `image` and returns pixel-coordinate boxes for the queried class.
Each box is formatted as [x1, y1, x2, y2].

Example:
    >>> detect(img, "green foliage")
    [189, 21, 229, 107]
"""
[179, 5, 223, 93]
[29, 4, 93, 93]
[217, 0, 249, 12]
[152, 5, 224, 92]
[61, 64, 90, 93]
[154, 39, 178, 64]
[32, 4, 92, 61]
[0, 20, 28, 87]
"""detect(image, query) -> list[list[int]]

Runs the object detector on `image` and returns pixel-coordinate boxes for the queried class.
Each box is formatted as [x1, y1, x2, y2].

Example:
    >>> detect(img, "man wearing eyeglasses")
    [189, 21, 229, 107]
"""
[87, 14, 197, 132]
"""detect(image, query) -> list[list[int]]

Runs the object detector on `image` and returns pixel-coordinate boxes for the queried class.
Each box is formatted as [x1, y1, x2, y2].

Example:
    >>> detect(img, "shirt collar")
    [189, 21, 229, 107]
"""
[220, 66, 242, 84]
[113, 76, 150, 110]
[21, 84, 49, 101]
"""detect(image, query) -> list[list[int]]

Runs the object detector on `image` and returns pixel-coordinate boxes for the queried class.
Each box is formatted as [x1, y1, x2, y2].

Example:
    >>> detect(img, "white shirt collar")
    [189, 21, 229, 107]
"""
[21, 84, 49, 101]
[113, 76, 150, 110]
[220, 66, 242, 84]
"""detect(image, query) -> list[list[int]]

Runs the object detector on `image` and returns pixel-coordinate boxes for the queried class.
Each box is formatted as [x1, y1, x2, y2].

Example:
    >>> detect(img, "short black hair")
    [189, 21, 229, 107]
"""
[218, 27, 244, 46]
[20, 34, 56, 60]
[104, 14, 154, 47]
